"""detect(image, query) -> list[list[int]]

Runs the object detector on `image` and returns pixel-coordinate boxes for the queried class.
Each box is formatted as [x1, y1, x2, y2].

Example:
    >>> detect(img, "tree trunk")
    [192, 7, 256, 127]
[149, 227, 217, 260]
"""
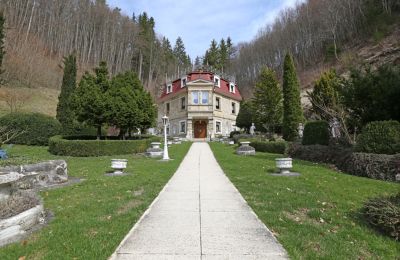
[97, 125, 102, 140]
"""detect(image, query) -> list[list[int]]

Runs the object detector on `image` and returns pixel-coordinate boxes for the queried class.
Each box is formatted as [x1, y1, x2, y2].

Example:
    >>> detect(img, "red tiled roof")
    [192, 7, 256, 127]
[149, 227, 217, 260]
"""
[158, 71, 242, 102]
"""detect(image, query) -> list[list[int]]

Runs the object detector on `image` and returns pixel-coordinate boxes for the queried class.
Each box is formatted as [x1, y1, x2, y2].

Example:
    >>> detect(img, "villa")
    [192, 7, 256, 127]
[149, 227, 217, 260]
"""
[157, 71, 242, 139]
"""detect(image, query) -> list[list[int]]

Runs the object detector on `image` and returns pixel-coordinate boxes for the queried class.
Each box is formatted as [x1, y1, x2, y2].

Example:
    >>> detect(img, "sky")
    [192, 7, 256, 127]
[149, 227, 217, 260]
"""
[107, 0, 302, 59]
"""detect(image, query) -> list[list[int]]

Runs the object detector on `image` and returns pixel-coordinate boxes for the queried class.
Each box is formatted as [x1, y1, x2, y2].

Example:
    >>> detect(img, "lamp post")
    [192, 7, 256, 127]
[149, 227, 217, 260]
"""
[162, 115, 170, 160]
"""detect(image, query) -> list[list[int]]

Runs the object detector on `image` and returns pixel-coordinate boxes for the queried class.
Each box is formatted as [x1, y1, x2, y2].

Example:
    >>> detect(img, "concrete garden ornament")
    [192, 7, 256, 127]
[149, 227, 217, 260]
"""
[111, 159, 128, 175]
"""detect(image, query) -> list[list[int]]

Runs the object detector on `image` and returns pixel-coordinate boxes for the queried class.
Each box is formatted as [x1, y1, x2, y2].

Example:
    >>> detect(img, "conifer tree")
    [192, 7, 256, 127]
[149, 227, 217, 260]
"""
[72, 61, 110, 139]
[252, 67, 282, 133]
[56, 54, 77, 132]
[308, 69, 341, 120]
[282, 53, 304, 141]
[235, 100, 254, 132]
[0, 12, 5, 82]
[203, 39, 219, 68]
[173, 37, 190, 73]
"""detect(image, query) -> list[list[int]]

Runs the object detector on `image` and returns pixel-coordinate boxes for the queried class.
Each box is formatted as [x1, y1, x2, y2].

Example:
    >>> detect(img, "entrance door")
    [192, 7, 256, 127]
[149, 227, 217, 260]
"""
[194, 120, 207, 138]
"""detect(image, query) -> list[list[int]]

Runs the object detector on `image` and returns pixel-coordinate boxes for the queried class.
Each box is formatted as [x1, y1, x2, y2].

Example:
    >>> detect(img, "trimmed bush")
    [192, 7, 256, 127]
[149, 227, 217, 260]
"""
[0, 113, 61, 145]
[302, 121, 330, 145]
[250, 141, 288, 154]
[362, 193, 400, 240]
[356, 120, 400, 154]
[229, 131, 241, 139]
[289, 143, 400, 182]
[49, 135, 161, 157]
[340, 153, 400, 182]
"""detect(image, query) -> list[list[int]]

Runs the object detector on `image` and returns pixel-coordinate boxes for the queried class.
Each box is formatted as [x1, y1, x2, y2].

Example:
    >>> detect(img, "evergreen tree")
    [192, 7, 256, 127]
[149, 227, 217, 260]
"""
[308, 69, 341, 120]
[252, 67, 283, 133]
[236, 100, 254, 132]
[282, 53, 304, 141]
[56, 54, 77, 132]
[194, 56, 201, 68]
[203, 39, 219, 68]
[107, 71, 156, 137]
[173, 37, 190, 73]
[0, 12, 5, 82]
[218, 38, 228, 72]
[72, 62, 110, 139]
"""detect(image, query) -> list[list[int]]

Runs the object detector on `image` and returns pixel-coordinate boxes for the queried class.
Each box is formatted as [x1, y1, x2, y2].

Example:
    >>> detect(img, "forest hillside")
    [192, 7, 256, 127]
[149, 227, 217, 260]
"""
[0, 0, 399, 116]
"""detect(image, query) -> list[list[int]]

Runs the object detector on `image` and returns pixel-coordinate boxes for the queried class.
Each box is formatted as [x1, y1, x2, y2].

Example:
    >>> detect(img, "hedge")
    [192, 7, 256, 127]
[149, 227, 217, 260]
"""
[356, 120, 400, 155]
[49, 135, 161, 157]
[362, 193, 400, 240]
[302, 121, 330, 145]
[250, 141, 288, 154]
[289, 143, 400, 182]
[0, 113, 61, 146]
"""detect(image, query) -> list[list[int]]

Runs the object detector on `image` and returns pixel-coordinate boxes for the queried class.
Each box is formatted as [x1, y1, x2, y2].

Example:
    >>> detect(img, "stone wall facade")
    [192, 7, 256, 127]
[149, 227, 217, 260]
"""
[158, 77, 241, 139]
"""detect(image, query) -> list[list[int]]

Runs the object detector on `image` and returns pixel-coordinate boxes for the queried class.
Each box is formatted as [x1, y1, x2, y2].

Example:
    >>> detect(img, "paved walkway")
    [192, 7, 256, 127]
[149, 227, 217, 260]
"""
[110, 142, 288, 259]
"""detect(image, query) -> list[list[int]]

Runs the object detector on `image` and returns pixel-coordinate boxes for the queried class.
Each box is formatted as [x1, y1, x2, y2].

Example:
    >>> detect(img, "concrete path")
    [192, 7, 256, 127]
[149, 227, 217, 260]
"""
[110, 142, 288, 259]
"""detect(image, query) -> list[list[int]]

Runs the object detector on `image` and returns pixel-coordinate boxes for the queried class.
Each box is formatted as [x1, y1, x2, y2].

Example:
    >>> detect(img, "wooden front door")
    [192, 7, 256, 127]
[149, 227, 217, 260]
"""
[194, 120, 207, 138]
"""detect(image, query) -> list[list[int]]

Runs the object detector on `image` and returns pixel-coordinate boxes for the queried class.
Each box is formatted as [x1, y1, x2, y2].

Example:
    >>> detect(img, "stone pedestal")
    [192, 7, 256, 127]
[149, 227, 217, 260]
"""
[272, 158, 300, 176]
[111, 159, 128, 175]
[146, 142, 163, 158]
[236, 142, 256, 156]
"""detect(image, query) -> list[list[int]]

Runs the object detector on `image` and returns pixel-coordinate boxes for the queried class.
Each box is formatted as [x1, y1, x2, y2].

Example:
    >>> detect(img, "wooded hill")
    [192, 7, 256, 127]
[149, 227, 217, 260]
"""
[0, 0, 191, 97]
[0, 0, 399, 116]
[201, 0, 399, 99]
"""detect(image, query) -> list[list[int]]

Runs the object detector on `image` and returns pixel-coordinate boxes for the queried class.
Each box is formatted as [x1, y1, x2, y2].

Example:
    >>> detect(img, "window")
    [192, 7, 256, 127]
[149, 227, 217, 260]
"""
[181, 97, 186, 110]
[166, 84, 172, 94]
[229, 83, 235, 93]
[180, 121, 186, 133]
[181, 77, 187, 88]
[231, 102, 236, 114]
[166, 126, 170, 135]
[192, 91, 199, 104]
[202, 92, 209, 104]
[215, 97, 220, 110]
[214, 75, 220, 87]
[216, 121, 221, 133]
[166, 102, 170, 115]
[192, 91, 208, 104]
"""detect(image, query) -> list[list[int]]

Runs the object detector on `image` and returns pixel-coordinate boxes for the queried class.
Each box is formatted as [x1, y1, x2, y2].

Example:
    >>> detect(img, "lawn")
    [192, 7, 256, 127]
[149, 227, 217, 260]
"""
[0, 142, 191, 260]
[210, 142, 399, 260]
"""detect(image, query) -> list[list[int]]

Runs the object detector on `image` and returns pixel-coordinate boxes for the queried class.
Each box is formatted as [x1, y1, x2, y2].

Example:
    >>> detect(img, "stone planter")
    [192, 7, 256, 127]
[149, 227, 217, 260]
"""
[275, 158, 293, 174]
[146, 142, 163, 158]
[0, 160, 68, 189]
[236, 141, 255, 156]
[172, 137, 182, 144]
[0, 204, 44, 247]
[111, 159, 128, 175]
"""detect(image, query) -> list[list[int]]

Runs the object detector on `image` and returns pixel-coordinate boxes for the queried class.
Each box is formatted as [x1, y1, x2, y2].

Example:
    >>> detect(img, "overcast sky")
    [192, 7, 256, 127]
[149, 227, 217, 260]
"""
[107, 0, 302, 59]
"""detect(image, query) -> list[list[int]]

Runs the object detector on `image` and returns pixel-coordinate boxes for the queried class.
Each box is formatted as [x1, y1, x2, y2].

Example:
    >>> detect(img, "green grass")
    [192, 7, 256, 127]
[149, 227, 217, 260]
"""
[0, 143, 191, 260]
[210, 143, 400, 260]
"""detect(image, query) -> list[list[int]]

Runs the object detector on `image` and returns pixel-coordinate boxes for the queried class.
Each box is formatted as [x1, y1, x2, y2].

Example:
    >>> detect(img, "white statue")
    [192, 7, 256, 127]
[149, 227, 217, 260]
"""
[249, 123, 256, 135]
[298, 123, 304, 138]
[330, 118, 341, 138]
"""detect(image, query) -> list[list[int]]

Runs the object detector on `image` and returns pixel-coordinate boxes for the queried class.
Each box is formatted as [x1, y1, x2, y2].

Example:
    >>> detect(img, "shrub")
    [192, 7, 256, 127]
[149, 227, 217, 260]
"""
[250, 141, 288, 154]
[229, 131, 241, 139]
[0, 113, 61, 145]
[356, 120, 400, 154]
[302, 121, 330, 145]
[289, 143, 399, 182]
[340, 153, 400, 182]
[48, 135, 160, 157]
[362, 193, 400, 240]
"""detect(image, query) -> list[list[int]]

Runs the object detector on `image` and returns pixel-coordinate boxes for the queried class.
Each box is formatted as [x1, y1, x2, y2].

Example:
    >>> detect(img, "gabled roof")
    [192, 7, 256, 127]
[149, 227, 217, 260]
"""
[158, 71, 242, 102]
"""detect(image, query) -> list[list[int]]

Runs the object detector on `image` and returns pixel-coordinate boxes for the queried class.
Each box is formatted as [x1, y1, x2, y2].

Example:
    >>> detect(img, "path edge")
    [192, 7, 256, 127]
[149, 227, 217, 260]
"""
[108, 143, 193, 260]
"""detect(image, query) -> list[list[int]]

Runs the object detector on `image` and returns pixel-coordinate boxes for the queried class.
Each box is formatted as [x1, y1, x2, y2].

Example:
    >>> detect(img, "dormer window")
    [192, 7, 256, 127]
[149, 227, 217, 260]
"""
[229, 83, 235, 93]
[166, 83, 172, 94]
[214, 75, 220, 88]
[181, 77, 187, 88]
